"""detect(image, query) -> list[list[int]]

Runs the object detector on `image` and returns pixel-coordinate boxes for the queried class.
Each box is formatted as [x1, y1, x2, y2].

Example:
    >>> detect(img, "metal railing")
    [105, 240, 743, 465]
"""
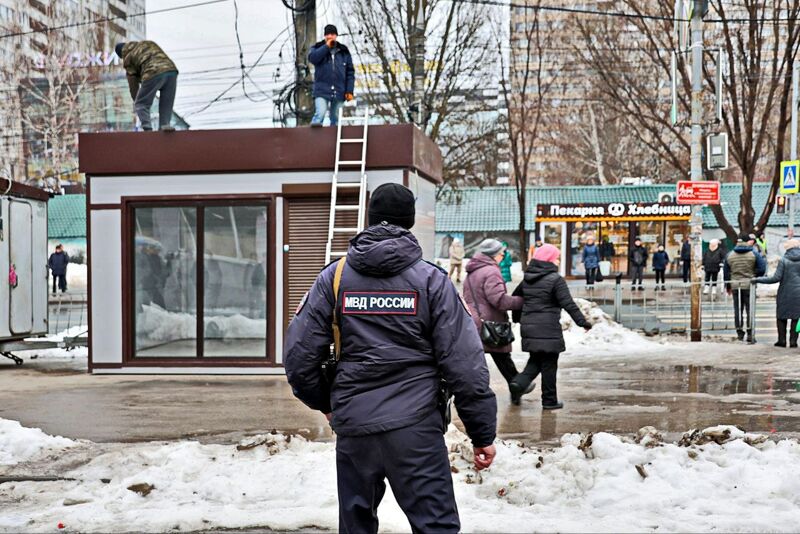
[48, 290, 88, 335]
[570, 277, 768, 340]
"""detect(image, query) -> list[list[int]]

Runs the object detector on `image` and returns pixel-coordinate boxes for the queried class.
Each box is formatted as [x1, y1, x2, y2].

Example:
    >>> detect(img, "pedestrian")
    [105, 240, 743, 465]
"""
[629, 237, 648, 291]
[652, 244, 669, 291]
[308, 24, 355, 127]
[510, 244, 592, 409]
[779, 228, 795, 257]
[463, 238, 525, 404]
[499, 242, 513, 283]
[600, 236, 615, 261]
[115, 41, 178, 132]
[448, 238, 465, 283]
[581, 235, 601, 289]
[755, 230, 768, 257]
[284, 183, 497, 534]
[753, 239, 800, 348]
[680, 236, 692, 283]
[47, 244, 69, 295]
[724, 232, 767, 342]
[702, 239, 725, 294]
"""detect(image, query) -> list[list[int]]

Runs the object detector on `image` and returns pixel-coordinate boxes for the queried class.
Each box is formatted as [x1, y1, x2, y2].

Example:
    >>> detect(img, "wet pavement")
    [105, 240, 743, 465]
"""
[1, 341, 799, 445]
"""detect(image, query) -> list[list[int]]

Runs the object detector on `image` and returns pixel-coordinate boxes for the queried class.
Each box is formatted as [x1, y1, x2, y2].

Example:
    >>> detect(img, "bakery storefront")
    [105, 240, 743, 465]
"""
[535, 202, 693, 278]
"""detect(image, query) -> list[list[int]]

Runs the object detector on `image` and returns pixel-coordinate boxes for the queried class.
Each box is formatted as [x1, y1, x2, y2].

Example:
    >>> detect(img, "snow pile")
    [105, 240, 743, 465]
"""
[18, 326, 88, 361]
[66, 264, 87, 291]
[562, 298, 662, 353]
[0, 419, 75, 466]
[2, 419, 800, 532]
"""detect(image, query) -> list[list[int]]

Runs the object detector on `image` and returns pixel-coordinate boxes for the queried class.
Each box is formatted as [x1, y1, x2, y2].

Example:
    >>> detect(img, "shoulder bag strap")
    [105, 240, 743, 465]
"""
[332, 258, 346, 361]
[464, 271, 484, 319]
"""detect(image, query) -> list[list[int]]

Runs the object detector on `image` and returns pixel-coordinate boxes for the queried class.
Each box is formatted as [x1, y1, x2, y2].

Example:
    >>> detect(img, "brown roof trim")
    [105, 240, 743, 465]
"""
[79, 124, 443, 184]
[1, 178, 50, 201]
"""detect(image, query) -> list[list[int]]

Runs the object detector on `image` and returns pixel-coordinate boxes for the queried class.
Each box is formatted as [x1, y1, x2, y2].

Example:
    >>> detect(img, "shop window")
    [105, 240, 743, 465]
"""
[131, 202, 269, 360]
[636, 221, 665, 262]
[601, 221, 629, 274]
[666, 221, 690, 274]
[570, 222, 598, 276]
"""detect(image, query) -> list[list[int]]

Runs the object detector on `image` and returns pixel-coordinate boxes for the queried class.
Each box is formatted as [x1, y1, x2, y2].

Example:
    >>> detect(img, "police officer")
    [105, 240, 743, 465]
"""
[284, 183, 497, 534]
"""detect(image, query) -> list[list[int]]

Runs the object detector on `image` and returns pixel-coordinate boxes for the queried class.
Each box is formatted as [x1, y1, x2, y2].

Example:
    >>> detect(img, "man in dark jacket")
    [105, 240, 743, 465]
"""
[48, 244, 69, 294]
[680, 236, 692, 283]
[284, 183, 496, 534]
[724, 233, 767, 342]
[629, 238, 648, 291]
[308, 24, 355, 127]
[116, 41, 178, 131]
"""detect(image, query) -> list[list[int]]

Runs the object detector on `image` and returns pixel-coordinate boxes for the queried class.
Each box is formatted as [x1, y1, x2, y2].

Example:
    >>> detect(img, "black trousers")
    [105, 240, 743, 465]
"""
[682, 260, 691, 283]
[336, 409, 459, 534]
[654, 269, 666, 285]
[732, 288, 752, 338]
[777, 318, 800, 346]
[489, 352, 518, 389]
[705, 271, 719, 286]
[52, 274, 67, 293]
[631, 265, 644, 286]
[585, 267, 598, 286]
[510, 352, 559, 405]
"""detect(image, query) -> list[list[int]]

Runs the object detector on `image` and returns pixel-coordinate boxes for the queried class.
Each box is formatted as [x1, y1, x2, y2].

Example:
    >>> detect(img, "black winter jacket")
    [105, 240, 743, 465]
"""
[283, 224, 496, 446]
[512, 260, 590, 354]
[702, 247, 725, 273]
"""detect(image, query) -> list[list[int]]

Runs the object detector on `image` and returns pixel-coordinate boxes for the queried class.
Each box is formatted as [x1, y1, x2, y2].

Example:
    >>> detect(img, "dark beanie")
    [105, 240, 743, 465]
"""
[324, 24, 338, 35]
[368, 183, 415, 229]
[115, 42, 126, 58]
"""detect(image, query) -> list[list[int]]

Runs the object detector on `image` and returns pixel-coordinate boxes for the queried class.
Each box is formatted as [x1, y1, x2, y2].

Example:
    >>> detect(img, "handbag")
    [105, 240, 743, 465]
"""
[465, 272, 515, 348]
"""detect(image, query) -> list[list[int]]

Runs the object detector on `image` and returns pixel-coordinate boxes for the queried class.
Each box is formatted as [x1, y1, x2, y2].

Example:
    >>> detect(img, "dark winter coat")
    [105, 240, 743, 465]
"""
[754, 247, 800, 319]
[680, 241, 692, 262]
[308, 40, 355, 102]
[630, 245, 648, 267]
[582, 244, 601, 269]
[724, 244, 767, 290]
[283, 224, 496, 447]
[600, 241, 615, 260]
[652, 251, 670, 271]
[463, 253, 523, 353]
[511, 260, 590, 354]
[703, 247, 725, 273]
[48, 251, 69, 276]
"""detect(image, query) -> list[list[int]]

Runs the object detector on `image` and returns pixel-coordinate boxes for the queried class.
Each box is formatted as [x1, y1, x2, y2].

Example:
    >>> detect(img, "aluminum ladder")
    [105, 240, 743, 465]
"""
[325, 105, 370, 264]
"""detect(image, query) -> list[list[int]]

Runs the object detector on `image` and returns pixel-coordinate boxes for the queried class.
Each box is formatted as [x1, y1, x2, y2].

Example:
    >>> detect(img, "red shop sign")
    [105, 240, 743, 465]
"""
[676, 181, 721, 205]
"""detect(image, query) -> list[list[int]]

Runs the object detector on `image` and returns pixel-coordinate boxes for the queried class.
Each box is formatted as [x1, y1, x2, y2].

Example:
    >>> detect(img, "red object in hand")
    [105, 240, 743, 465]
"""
[57, 523, 65, 529]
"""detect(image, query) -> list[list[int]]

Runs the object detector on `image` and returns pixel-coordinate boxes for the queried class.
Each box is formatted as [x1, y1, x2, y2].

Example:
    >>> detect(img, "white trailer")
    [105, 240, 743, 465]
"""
[0, 178, 49, 365]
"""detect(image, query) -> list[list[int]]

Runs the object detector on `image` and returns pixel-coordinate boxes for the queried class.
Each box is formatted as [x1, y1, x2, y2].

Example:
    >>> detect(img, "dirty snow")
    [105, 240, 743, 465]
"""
[17, 326, 88, 361]
[0, 420, 75, 467]
[1, 419, 800, 532]
[562, 298, 664, 354]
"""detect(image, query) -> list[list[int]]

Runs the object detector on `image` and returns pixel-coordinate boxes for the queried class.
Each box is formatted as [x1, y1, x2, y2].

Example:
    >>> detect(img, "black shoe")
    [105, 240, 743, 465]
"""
[775, 341, 787, 348]
[746, 335, 753, 343]
[310, 122, 322, 128]
[510, 393, 521, 406]
[523, 381, 536, 395]
[160, 125, 175, 132]
[654, 286, 660, 292]
[542, 401, 564, 410]
[737, 331, 745, 341]
[791, 343, 798, 348]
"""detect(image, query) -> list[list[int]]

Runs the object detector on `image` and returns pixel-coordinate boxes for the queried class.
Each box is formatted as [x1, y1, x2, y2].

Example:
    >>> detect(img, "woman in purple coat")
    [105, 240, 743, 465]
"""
[463, 239, 525, 403]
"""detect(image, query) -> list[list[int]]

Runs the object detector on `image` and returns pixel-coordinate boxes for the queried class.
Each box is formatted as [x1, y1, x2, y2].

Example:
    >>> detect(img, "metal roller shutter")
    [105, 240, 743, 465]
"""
[285, 195, 361, 328]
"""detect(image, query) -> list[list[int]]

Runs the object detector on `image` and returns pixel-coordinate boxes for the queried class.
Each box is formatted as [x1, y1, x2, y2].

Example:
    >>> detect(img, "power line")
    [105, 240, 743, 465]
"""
[0, 0, 228, 40]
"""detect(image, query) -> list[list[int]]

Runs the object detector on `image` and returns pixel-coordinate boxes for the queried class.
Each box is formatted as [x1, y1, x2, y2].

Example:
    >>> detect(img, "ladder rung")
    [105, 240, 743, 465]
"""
[334, 205, 360, 211]
[333, 227, 359, 233]
[340, 138, 366, 143]
[337, 182, 361, 188]
[330, 251, 348, 257]
[338, 160, 364, 166]
[338, 116, 367, 123]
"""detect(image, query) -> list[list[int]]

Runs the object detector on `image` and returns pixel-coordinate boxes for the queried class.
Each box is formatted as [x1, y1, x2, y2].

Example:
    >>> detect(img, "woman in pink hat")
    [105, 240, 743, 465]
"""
[511, 244, 591, 409]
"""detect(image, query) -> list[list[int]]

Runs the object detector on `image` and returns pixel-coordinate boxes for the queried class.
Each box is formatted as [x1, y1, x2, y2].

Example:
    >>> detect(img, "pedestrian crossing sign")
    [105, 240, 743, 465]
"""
[781, 160, 800, 195]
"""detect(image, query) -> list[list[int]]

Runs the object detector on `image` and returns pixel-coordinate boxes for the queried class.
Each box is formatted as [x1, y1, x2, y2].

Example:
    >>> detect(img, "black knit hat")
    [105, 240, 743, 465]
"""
[115, 42, 126, 58]
[368, 183, 415, 229]
[324, 24, 338, 36]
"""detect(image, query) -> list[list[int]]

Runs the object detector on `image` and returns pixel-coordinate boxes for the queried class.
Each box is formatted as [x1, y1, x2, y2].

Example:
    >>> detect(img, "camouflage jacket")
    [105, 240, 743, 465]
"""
[122, 41, 177, 83]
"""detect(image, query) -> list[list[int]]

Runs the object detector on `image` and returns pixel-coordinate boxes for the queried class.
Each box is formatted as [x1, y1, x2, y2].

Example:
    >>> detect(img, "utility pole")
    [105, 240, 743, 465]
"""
[790, 61, 798, 235]
[409, 0, 426, 125]
[293, 1, 316, 126]
[689, 0, 706, 342]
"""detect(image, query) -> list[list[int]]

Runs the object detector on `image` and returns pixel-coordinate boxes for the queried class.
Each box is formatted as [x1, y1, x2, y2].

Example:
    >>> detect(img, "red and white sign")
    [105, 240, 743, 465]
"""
[676, 181, 721, 205]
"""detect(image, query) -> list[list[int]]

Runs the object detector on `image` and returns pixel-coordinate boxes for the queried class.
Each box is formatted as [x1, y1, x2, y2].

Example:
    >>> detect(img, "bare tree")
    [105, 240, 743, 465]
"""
[497, 0, 559, 260]
[576, 0, 800, 240]
[340, 0, 504, 186]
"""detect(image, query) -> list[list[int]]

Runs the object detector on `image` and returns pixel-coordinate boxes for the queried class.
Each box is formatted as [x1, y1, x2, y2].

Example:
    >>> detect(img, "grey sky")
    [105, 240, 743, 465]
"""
[145, 0, 340, 129]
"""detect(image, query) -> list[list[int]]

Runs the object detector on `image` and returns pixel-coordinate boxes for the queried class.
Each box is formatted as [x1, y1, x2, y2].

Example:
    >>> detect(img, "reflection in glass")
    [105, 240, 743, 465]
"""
[570, 222, 599, 276]
[203, 205, 268, 357]
[134, 207, 197, 357]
